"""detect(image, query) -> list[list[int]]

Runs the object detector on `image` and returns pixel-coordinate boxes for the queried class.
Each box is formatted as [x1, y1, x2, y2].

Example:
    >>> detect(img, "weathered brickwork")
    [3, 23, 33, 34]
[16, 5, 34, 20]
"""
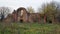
[4, 7, 47, 23]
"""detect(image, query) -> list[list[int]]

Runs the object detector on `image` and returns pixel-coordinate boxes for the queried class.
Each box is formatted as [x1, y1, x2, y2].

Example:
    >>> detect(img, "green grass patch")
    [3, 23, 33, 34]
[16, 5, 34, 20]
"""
[0, 22, 60, 34]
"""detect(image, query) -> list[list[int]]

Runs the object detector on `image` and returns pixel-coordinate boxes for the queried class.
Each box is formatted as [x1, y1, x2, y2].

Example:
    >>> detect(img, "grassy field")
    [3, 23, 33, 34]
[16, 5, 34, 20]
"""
[0, 22, 60, 34]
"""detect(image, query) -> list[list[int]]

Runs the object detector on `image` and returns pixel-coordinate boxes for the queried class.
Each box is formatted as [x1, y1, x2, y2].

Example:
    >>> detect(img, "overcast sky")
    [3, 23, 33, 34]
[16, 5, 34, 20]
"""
[0, 0, 60, 12]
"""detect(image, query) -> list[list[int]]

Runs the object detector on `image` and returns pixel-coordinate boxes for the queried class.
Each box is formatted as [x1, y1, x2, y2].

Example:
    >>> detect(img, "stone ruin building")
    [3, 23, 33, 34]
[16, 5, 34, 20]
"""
[3, 7, 47, 23]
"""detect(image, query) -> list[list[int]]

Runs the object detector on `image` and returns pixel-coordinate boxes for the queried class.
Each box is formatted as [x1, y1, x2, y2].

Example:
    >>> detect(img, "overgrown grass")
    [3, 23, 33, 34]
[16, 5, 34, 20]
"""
[0, 22, 60, 34]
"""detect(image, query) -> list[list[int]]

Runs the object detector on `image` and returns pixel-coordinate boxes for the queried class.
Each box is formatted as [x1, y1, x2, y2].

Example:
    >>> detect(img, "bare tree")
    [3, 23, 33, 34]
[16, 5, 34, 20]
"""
[27, 6, 35, 13]
[0, 7, 11, 21]
[39, 1, 60, 23]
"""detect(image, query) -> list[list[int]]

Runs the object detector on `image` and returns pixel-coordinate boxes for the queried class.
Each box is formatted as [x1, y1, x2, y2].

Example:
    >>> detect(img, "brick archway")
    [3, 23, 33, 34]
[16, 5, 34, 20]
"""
[17, 7, 28, 22]
[17, 7, 27, 13]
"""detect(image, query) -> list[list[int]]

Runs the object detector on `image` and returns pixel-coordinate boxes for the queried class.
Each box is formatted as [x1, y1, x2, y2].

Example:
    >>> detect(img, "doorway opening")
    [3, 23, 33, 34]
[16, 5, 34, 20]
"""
[48, 20, 52, 23]
[20, 19, 23, 23]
